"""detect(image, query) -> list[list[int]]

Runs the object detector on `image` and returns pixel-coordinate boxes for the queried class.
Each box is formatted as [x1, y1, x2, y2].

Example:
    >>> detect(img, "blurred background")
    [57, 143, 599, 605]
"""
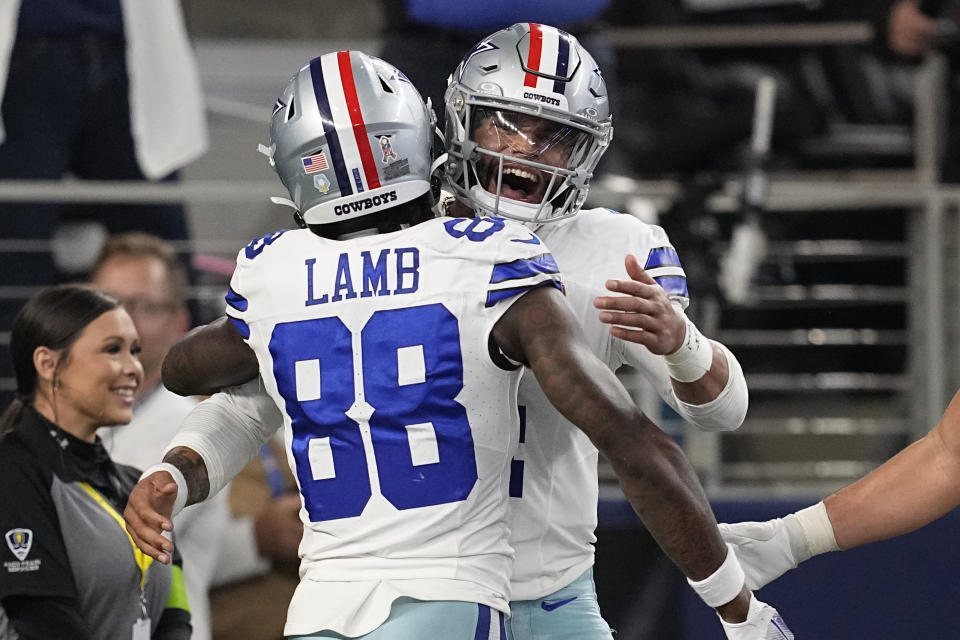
[2, 0, 960, 636]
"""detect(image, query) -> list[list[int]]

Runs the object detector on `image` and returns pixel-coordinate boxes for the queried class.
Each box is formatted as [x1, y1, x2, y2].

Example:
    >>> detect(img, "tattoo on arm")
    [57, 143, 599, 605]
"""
[162, 446, 211, 506]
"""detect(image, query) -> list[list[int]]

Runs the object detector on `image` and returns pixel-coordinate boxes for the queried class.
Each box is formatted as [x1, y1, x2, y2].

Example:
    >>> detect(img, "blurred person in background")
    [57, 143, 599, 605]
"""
[879, 0, 960, 180]
[0, 284, 191, 639]
[0, 0, 208, 404]
[90, 233, 301, 640]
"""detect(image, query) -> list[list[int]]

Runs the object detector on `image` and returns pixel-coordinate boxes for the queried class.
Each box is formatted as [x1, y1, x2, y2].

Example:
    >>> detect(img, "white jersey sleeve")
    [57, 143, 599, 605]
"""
[164, 377, 283, 499]
[222, 217, 561, 637]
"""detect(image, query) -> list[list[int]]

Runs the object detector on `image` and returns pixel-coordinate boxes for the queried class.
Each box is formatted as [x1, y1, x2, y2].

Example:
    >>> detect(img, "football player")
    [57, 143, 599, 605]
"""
[123, 51, 770, 638]
[442, 23, 780, 640]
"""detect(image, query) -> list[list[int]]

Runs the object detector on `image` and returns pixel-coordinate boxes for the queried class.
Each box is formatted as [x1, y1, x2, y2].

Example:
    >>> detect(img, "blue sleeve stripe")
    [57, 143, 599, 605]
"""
[654, 275, 689, 298]
[227, 315, 250, 339]
[489, 253, 559, 284]
[225, 287, 248, 312]
[645, 246, 682, 270]
[484, 279, 562, 307]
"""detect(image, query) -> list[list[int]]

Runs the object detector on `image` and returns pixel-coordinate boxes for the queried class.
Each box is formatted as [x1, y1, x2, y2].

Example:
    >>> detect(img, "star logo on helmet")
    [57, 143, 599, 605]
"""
[457, 41, 499, 81]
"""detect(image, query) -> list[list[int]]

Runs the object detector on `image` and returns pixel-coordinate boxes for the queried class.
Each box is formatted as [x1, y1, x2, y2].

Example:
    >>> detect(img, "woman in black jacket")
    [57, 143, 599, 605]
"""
[0, 284, 191, 640]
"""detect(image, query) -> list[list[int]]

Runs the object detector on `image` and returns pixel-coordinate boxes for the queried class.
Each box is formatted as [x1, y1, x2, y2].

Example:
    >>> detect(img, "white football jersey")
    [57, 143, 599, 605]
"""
[508, 208, 690, 600]
[225, 216, 561, 637]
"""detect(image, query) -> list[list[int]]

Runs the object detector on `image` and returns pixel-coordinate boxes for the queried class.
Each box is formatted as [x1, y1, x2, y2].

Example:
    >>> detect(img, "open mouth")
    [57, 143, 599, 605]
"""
[485, 163, 548, 203]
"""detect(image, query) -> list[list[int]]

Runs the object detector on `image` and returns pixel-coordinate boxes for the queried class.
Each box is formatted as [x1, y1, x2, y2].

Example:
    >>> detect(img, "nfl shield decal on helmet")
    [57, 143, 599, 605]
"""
[5, 528, 33, 561]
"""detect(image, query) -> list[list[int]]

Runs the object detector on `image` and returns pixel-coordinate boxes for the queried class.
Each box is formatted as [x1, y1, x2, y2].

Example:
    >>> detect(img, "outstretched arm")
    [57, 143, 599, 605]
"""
[827, 387, 960, 547]
[722, 387, 960, 590]
[162, 316, 259, 396]
[595, 255, 748, 430]
[493, 285, 757, 625]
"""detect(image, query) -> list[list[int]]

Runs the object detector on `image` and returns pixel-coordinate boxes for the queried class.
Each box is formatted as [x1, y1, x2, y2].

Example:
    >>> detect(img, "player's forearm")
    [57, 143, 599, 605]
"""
[537, 354, 730, 580]
[825, 425, 960, 549]
[609, 423, 728, 578]
[605, 417, 752, 622]
[162, 446, 211, 506]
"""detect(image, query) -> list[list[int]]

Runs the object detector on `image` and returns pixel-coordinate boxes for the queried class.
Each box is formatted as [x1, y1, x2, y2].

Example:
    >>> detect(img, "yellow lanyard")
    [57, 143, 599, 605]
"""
[78, 481, 154, 590]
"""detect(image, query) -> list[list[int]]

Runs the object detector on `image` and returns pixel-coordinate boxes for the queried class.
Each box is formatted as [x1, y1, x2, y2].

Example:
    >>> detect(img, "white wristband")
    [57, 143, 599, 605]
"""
[664, 315, 713, 382]
[794, 501, 839, 559]
[687, 543, 746, 607]
[140, 462, 189, 518]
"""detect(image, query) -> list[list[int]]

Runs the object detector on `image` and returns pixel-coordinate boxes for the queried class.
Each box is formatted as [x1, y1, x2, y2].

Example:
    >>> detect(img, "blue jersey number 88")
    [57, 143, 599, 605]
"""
[269, 303, 478, 522]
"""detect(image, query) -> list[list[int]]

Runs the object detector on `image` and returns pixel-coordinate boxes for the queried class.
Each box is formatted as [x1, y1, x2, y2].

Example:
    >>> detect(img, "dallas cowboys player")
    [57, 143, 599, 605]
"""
[123, 51, 763, 638]
[441, 23, 786, 639]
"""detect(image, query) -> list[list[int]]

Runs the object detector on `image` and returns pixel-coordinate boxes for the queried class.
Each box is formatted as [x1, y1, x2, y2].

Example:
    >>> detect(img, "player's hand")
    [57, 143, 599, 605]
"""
[124, 471, 178, 564]
[254, 493, 304, 561]
[594, 254, 686, 354]
[718, 516, 808, 590]
[721, 593, 794, 639]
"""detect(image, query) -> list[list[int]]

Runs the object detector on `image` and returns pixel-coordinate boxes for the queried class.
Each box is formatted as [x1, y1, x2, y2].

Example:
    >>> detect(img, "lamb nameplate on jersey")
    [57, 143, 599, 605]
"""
[304, 247, 420, 306]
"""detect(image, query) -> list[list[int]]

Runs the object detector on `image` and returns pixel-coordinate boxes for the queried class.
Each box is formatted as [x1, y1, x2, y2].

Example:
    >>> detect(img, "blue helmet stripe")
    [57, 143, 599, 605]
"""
[489, 253, 559, 284]
[309, 57, 352, 196]
[553, 34, 570, 94]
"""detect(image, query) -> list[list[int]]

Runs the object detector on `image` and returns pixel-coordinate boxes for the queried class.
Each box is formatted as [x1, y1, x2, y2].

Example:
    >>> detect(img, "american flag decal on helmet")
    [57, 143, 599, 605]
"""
[302, 150, 329, 174]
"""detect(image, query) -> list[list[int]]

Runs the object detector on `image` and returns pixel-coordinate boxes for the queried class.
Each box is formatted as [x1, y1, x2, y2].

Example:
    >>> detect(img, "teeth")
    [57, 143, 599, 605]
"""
[504, 167, 539, 183]
[113, 388, 135, 399]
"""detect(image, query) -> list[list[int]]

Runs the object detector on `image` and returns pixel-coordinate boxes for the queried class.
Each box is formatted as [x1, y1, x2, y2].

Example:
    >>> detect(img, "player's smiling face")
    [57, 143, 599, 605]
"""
[470, 108, 582, 204]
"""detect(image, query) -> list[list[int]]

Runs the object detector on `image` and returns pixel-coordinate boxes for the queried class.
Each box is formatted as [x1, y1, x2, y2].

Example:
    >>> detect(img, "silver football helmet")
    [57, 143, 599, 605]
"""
[444, 23, 613, 224]
[262, 50, 435, 227]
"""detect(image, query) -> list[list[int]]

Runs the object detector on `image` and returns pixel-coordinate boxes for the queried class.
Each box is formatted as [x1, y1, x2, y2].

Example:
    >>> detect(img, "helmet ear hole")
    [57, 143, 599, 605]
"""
[378, 75, 394, 94]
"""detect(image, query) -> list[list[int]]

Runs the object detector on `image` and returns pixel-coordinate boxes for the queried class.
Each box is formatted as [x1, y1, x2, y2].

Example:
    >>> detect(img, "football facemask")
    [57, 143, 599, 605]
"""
[444, 23, 612, 224]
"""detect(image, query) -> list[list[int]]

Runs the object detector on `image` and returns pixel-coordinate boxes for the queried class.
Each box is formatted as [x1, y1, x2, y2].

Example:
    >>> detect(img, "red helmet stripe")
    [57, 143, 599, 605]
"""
[337, 51, 381, 189]
[523, 23, 543, 88]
